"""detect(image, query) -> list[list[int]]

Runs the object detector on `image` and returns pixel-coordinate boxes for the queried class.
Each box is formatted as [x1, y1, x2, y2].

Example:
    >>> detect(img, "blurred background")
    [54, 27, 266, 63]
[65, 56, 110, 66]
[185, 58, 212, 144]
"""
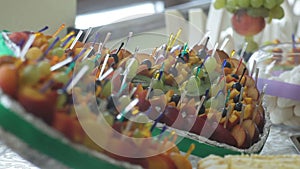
[1, 0, 300, 51]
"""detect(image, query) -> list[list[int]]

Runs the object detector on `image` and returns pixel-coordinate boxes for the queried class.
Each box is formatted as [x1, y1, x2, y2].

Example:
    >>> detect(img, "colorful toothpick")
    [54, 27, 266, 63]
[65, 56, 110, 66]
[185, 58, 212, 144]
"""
[240, 42, 248, 58]
[220, 37, 229, 51]
[38, 26, 49, 33]
[82, 27, 93, 44]
[20, 34, 35, 61]
[117, 98, 139, 122]
[52, 24, 65, 37]
[38, 36, 60, 60]
[50, 57, 73, 71]
[98, 54, 109, 79]
[61, 31, 75, 43]
[69, 30, 83, 50]
[65, 65, 89, 93]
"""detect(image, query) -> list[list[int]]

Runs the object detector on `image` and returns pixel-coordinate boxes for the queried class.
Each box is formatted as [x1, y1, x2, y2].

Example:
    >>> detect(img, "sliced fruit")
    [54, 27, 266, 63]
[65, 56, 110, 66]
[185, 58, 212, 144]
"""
[242, 119, 259, 144]
[0, 64, 18, 98]
[161, 106, 184, 130]
[246, 87, 259, 101]
[231, 125, 251, 148]
[169, 152, 192, 169]
[17, 86, 57, 124]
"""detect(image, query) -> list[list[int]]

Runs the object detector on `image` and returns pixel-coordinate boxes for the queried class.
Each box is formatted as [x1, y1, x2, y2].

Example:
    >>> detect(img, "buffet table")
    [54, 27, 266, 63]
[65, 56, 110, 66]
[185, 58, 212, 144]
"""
[0, 2, 299, 168]
[1, 124, 299, 169]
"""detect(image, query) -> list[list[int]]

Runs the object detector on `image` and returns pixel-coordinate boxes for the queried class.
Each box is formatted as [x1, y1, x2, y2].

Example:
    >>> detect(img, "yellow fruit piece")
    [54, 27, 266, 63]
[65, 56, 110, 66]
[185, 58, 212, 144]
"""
[220, 117, 226, 123]
[170, 152, 192, 169]
[229, 113, 238, 123]
[244, 104, 253, 119]
[244, 97, 252, 104]
[230, 88, 239, 99]
[226, 82, 234, 90]
[240, 76, 246, 84]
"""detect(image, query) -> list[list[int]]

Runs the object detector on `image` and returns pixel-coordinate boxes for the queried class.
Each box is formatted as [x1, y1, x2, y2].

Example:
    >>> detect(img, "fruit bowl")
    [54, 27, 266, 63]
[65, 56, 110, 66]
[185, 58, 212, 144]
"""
[248, 42, 300, 127]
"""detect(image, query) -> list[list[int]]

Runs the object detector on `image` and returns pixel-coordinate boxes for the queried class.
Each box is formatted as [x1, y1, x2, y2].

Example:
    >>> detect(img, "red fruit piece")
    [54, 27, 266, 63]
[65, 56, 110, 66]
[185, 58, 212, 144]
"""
[8, 32, 29, 46]
[254, 110, 265, 133]
[17, 86, 58, 124]
[52, 112, 84, 142]
[208, 121, 238, 147]
[134, 84, 151, 112]
[242, 119, 260, 144]
[0, 64, 18, 98]
[184, 115, 206, 134]
[0, 56, 17, 66]
[246, 87, 259, 101]
[137, 90, 151, 112]
[161, 106, 184, 129]
[231, 10, 265, 36]
[231, 124, 251, 149]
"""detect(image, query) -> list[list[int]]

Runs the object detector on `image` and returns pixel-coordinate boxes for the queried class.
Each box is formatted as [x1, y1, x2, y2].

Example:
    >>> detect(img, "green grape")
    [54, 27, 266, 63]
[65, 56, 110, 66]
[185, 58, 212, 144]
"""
[37, 60, 51, 77]
[26, 47, 43, 60]
[53, 72, 69, 84]
[269, 5, 284, 19]
[133, 129, 145, 138]
[126, 58, 139, 79]
[247, 7, 269, 17]
[48, 37, 61, 48]
[153, 70, 166, 82]
[214, 99, 225, 110]
[51, 47, 65, 58]
[227, 0, 238, 8]
[149, 89, 164, 100]
[56, 94, 67, 109]
[204, 56, 217, 74]
[214, 0, 226, 9]
[210, 97, 219, 109]
[204, 98, 212, 108]
[119, 95, 131, 110]
[263, 0, 277, 9]
[185, 75, 201, 95]
[238, 0, 250, 8]
[192, 67, 204, 78]
[276, 0, 284, 5]
[134, 113, 149, 123]
[216, 93, 226, 110]
[210, 83, 219, 96]
[250, 0, 264, 8]
[20, 65, 41, 85]
[152, 79, 164, 90]
[225, 5, 236, 13]
[101, 81, 111, 98]
[224, 0, 238, 13]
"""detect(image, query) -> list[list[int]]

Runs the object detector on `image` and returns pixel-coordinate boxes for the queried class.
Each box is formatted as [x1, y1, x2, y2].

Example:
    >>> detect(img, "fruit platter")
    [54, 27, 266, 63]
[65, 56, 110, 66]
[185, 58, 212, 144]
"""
[0, 25, 270, 169]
